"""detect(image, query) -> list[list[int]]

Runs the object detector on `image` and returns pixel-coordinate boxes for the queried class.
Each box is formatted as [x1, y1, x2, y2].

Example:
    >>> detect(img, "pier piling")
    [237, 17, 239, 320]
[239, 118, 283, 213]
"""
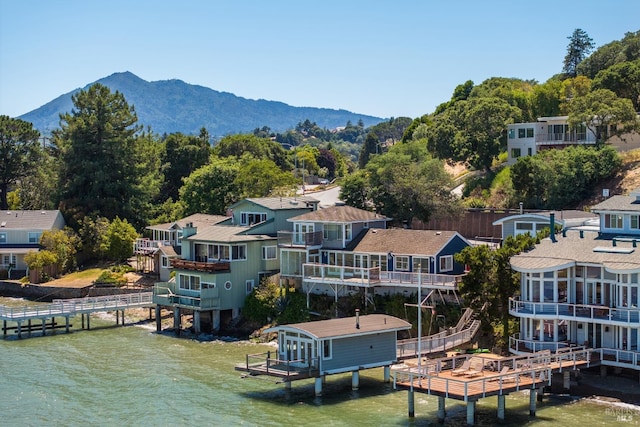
[408, 389, 415, 418]
[437, 396, 446, 422]
[529, 389, 537, 416]
[497, 395, 505, 422]
[466, 400, 476, 425]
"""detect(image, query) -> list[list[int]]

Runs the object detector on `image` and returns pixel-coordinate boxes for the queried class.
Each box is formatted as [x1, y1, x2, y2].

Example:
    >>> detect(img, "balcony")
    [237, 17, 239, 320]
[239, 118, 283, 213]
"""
[134, 238, 171, 254]
[153, 281, 220, 310]
[509, 297, 640, 324]
[277, 231, 323, 248]
[535, 132, 593, 146]
[170, 258, 230, 273]
[302, 263, 463, 289]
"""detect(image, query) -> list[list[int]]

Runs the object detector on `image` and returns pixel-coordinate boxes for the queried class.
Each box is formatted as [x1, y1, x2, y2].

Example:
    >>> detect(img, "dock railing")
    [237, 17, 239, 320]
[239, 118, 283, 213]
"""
[240, 351, 319, 379]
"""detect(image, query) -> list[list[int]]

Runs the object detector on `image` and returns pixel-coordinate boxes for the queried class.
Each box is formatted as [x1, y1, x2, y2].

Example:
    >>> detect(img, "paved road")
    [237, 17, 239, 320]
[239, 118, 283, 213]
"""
[305, 185, 343, 207]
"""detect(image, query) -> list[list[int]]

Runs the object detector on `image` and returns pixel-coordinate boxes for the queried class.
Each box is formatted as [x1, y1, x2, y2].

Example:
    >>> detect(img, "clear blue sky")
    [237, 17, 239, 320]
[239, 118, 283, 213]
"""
[1, 0, 638, 120]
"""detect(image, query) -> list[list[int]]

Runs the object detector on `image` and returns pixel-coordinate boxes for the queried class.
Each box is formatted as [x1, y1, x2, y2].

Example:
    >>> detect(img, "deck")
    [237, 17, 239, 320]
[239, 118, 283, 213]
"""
[392, 348, 592, 401]
[235, 351, 319, 381]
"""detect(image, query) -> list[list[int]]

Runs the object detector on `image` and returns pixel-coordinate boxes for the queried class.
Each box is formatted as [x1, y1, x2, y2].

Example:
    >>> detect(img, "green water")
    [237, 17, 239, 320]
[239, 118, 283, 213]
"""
[0, 299, 635, 426]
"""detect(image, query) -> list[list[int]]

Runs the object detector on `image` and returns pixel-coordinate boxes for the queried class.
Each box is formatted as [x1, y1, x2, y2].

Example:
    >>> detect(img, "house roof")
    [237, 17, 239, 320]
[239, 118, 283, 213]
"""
[264, 314, 411, 340]
[510, 230, 640, 272]
[184, 224, 275, 243]
[233, 196, 319, 211]
[148, 214, 229, 231]
[0, 210, 63, 230]
[492, 210, 597, 226]
[289, 205, 389, 223]
[590, 195, 640, 213]
[352, 228, 465, 256]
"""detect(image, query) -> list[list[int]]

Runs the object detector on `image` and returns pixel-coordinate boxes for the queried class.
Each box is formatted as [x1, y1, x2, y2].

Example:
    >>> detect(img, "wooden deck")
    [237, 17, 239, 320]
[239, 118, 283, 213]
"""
[235, 351, 319, 381]
[393, 349, 592, 401]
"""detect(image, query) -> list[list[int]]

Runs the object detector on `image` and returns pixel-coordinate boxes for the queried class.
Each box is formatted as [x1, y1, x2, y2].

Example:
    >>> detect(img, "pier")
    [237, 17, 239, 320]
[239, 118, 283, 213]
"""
[392, 347, 593, 425]
[0, 292, 154, 338]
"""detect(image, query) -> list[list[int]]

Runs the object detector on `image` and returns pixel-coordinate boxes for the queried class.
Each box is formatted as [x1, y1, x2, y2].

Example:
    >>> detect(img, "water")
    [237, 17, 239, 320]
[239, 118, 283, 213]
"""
[0, 299, 635, 426]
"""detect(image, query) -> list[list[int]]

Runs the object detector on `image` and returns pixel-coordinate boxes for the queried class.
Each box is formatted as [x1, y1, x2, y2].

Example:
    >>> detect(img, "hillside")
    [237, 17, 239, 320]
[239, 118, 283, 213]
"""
[19, 71, 384, 137]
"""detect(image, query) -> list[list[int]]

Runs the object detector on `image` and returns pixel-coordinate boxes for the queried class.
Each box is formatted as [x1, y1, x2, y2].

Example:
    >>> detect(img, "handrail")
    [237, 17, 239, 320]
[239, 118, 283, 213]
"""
[509, 297, 640, 324]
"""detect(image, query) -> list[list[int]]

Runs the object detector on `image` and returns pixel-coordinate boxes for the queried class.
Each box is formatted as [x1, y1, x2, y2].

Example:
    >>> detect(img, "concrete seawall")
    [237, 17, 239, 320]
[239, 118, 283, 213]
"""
[0, 281, 147, 301]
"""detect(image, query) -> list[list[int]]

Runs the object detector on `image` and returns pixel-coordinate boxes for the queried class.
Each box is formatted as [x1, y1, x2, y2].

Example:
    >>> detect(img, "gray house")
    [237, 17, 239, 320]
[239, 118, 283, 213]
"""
[237, 313, 411, 395]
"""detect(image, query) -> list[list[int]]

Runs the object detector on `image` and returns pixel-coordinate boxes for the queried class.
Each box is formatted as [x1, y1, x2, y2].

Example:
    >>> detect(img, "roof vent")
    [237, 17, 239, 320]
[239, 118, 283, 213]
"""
[0, 222, 5, 227]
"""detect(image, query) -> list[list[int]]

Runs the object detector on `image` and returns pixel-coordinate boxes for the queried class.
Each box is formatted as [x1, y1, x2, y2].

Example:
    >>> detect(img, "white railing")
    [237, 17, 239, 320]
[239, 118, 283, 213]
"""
[509, 334, 572, 353]
[397, 320, 480, 358]
[509, 297, 640, 324]
[0, 292, 153, 321]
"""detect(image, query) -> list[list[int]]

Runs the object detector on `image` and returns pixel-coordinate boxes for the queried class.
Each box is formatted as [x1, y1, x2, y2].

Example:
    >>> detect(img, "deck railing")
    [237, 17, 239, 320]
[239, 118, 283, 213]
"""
[509, 297, 640, 324]
[241, 351, 319, 379]
[170, 258, 231, 273]
[302, 263, 462, 289]
[153, 282, 219, 310]
[277, 231, 323, 248]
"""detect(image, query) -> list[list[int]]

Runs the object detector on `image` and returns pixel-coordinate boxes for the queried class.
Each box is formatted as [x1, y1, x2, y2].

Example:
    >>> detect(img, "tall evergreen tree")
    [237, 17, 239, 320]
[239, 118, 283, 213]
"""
[55, 83, 151, 228]
[563, 28, 595, 78]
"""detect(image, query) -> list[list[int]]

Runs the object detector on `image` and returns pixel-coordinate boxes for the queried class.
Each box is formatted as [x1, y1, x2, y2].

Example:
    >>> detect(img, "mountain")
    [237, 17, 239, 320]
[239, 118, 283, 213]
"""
[19, 71, 385, 137]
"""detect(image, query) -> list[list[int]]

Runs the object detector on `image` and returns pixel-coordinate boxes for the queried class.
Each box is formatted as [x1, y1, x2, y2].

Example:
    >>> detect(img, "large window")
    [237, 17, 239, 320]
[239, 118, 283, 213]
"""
[240, 212, 267, 226]
[231, 244, 246, 260]
[323, 224, 342, 241]
[28, 232, 40, 243]
[605, 214, 623, 229]
[395, 256, 410, 271]
[262, 246, 277, 260]
[179, 274, 200, 291]
[439, 255, 453, 272]
[511, 148, 521, 159]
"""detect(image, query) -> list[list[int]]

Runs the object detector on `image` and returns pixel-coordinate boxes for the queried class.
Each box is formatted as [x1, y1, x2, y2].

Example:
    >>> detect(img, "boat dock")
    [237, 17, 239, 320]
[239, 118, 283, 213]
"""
[0, 292, 154, 338]
[392, 347, 593, 425]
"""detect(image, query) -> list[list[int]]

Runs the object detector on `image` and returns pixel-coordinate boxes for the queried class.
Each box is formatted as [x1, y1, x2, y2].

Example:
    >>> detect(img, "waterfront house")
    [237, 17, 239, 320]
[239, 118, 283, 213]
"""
[492, 210, 598, 241]
[236, 312, 411, 395]
[279, 205, 470, 306]
[0, 210, 65, 279]
[508, 188, 640, 371]
[152, 197, 318, 333]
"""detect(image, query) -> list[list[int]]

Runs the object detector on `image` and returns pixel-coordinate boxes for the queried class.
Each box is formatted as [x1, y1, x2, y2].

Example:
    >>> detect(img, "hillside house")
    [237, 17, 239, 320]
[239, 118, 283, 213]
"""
[0, 210, 65, 279]
[508, 188, 640, 371]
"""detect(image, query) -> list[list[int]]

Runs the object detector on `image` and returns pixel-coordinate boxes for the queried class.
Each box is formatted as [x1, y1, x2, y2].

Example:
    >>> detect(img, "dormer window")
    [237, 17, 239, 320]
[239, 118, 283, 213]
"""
[605, 214, 623, 229]
[240, 212, 267, 226]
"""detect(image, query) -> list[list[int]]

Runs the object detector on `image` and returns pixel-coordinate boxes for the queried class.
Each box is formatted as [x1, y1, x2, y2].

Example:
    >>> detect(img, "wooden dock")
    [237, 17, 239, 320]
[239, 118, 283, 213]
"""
[392, 348, 592, 425]
[0, 292, 154, 338]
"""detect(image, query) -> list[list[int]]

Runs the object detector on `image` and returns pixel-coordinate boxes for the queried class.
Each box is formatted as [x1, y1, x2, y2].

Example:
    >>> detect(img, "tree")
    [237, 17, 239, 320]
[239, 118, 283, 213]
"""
[55, 84, 153, 229]
[213, 134, 289, 170]
[160, 131, 212, 201]
[563, 28, 595, 78]
[0, 116, 41, 209]
[339, 170, 369, 210]
[180, 157, 240, 215]
[455, 233, 539, 350]
[592, 59, 640, 110]
[77, 216, 110, 262]
[358, 132, 379, 168]
[40, 228, 79, 273]
[235, 155, 296, 197]
[567, 89, 639, 144]
[100, 217, 138, 262]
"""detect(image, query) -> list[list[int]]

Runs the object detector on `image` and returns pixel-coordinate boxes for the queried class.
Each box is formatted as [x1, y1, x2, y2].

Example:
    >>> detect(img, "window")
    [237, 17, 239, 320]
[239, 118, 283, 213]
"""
[240, 212, 267, 226]
[345, 224, 352, 241]
[632, 215, 640, 230]
[262, 246, 277, 260]
[439, 255, 453, 272]
[528, 147, 532, 156]
[508, 128, 515, 139]
[246, 280, 254, 295]
[511, 148, 521, 159]
[526, 128, 534, 138]
[224, 281, 232, 290]
[0, 233, 6, 244]
[231, 244, 246, 260]
[202, 282, 216, 289]
[518, 128, 526, 138]
[323, 224, 342, 241]
[161, 256, 169, 268]
[605, 214, 623, 229]
[323, 340, 332, 359]
[178, 274, 200, 291]
[28, 232, 40, 243]
[395, 256, 410, 271]
[3, 255, 16, 266]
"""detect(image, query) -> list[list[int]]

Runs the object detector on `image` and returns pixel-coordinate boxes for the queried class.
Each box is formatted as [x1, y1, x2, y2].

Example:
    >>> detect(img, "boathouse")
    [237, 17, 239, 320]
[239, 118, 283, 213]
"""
[237, 312, 411, 395]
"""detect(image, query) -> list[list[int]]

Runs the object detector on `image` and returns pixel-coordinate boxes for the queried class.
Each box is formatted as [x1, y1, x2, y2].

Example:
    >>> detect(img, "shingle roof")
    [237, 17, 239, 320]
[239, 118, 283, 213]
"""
[240, 196, 319, 211]
[510, 230, 640, 272]
[591, 195, 640, 212]
[353, 228, 462, 256]
[149, 214, 229, 231]
[0, 210, 63, 230]
[289, 205, 389, 223]
[265, 314, 411, 339]
[184, 225, 275, 243]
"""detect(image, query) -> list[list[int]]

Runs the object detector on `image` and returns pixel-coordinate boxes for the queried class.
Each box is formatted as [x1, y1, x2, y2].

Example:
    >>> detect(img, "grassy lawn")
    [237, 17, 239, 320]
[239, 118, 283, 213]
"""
[39, 268, 105, 288]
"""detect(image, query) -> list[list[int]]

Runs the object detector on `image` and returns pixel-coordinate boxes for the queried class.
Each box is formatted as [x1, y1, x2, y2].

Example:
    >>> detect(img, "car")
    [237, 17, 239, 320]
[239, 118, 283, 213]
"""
[318, 178, 329, 185]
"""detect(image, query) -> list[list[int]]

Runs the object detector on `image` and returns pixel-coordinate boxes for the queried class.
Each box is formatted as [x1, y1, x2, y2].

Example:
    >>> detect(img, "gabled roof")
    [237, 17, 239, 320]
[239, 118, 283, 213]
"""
[148, 213, 229, 231]
[591, 194, 640, 213]
[264, 314, 410, 340]
[0, 210, 64, 230]
[231, 196, 319, 211]
[184, 224, 275, 243]
[353, 228, 466, 256]
[289, 205, 389, 223]
[510, 230, 640, 272]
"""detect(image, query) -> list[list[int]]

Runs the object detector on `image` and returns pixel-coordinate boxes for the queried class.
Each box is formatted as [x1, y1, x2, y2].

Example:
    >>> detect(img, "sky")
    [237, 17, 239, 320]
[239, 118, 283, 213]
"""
[1, 0, 639, 120]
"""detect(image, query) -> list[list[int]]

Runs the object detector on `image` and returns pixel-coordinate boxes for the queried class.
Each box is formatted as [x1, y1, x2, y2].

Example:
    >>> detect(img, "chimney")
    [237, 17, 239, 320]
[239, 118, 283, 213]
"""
[550, 213, 556, 243]
[355, 309, 360, 329]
